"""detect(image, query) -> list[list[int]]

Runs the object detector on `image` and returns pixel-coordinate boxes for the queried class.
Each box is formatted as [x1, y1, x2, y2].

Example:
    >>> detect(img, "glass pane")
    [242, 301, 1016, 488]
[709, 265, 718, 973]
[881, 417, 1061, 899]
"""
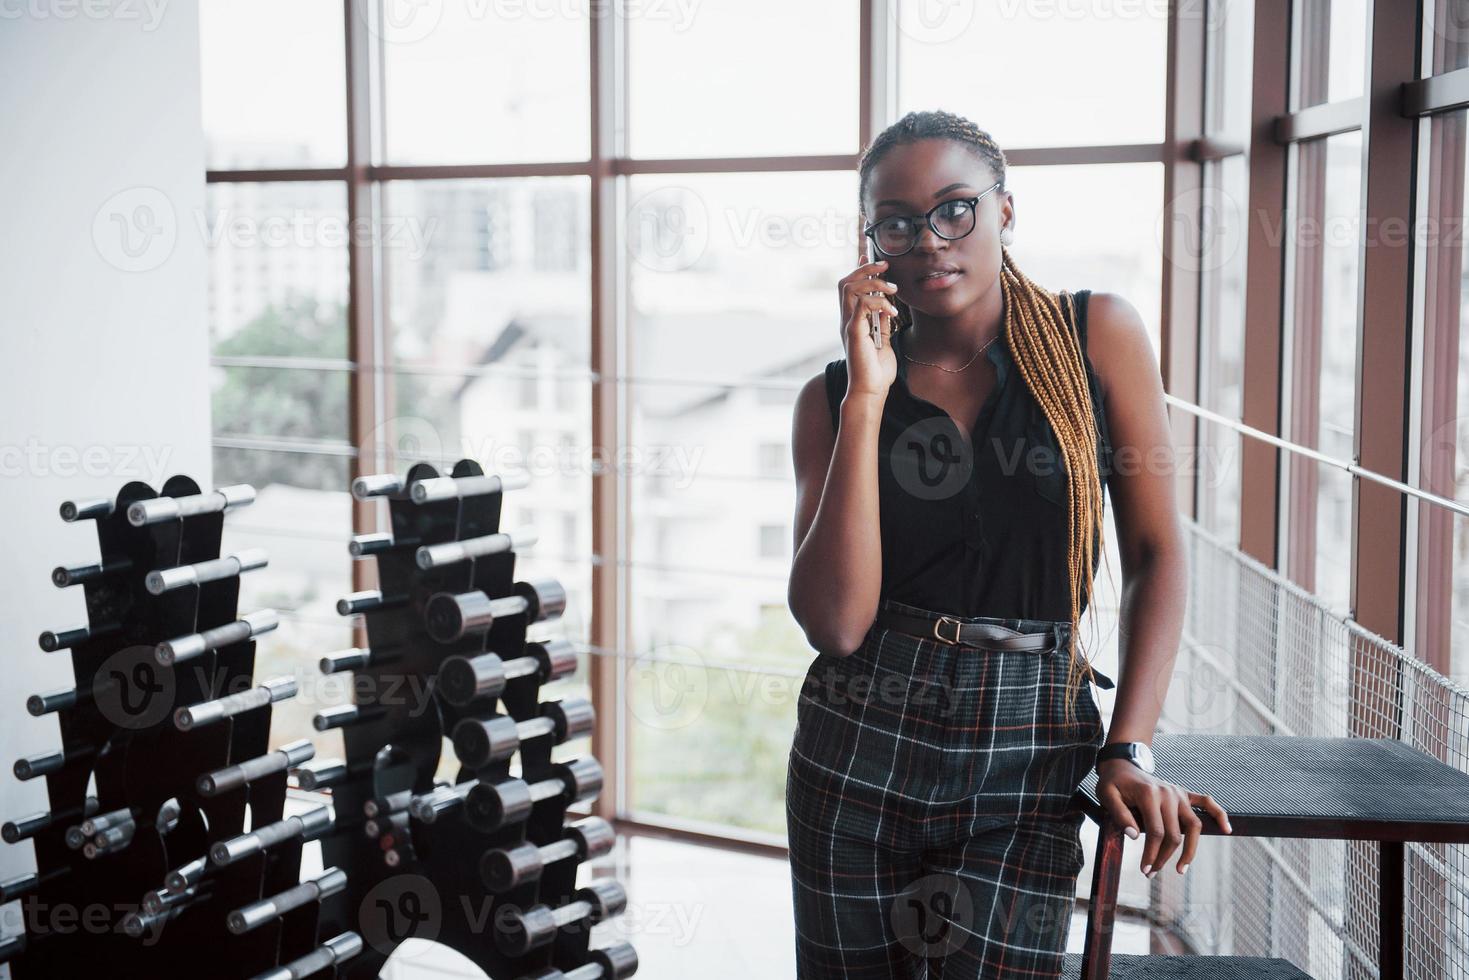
[1428, 0, 1469, 76]
[213, 449, 355, 754]
[200, 0, 346, 169]
[625, 170, 856, 831]
[1198, 155, 1250, 542]
[1417, 110, 1469, 686]
[629, 0, 858, 158]
[381, 178, 590, 364]
[1284, 133, 1361, 615]
[378, 177, 593, 700]
[1000, 162, 1165, 353]
[1293, 0, 1368, 108]
[1205, 0, 1255, 142]
[214, 446, 352, 496]
[206, 182, 350, 358]
[898, 4, 1166, 148]
[629, 599, 803, 837]
[381, 6, 589, 164]
[212, 366, 350, 443]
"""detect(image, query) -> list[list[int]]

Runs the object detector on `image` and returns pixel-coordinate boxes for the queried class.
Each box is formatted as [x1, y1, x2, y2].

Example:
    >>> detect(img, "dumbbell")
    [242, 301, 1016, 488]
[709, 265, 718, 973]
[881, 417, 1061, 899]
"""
[465, 757, 603, 833]
[451, 697, 594, 770]
[292, 758, 350, 791]
[228, 868, 347, 935]
[364, 810, 410, 840]
[210, 807, 333, 867]
[408, 781, 479, 824]
[436, 638, 579, 706]
[495, 879, 626, 956]
[66, 806, 137, 849]
[409, 471, 530, 504]
[480, 816, 615, 892]
[363, 789, 413, 819]
[513, 942, 638, 980]
[424, 578, 566, 644]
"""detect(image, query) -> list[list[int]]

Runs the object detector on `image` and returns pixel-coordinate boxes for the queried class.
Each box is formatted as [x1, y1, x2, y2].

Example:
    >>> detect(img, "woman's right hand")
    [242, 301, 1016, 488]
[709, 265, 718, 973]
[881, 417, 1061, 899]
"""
[838, 248, 900, 401]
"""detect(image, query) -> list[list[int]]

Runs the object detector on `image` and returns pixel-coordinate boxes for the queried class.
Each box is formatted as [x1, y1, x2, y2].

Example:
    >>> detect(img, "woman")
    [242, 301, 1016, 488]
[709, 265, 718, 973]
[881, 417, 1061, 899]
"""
[784, 109, 1233, 979]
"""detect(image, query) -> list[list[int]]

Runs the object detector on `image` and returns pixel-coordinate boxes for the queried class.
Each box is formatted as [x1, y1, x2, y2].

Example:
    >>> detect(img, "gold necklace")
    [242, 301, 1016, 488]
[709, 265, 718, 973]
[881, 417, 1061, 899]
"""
[899, 330, 1000, 374]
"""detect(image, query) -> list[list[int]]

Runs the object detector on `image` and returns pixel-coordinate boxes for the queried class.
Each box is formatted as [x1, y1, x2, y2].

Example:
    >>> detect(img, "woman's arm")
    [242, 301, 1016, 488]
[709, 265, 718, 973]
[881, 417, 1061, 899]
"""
[1084, 292, 1232, 876]
[786, 372, 886, 658]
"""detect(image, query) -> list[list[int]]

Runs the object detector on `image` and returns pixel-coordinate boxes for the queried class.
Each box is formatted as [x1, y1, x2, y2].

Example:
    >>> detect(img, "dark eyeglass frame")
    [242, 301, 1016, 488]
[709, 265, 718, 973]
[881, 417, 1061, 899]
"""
[863, 180, 1004, 257]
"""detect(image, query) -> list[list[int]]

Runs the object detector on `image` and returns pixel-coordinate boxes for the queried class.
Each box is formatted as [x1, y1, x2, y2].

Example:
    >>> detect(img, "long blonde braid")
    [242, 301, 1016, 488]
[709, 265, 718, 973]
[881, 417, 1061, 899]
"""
[859, 110, 1109, 725]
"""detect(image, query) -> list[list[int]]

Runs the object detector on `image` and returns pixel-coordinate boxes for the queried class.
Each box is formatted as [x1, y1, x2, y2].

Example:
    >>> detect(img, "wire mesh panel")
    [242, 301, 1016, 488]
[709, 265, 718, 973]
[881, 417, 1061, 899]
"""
[1161, 522, 1469, 980]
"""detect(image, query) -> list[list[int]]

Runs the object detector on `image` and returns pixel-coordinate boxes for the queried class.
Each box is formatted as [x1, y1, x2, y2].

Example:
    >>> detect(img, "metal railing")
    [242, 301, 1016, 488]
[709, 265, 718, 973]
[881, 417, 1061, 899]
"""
[1161, 520, 1469, 979]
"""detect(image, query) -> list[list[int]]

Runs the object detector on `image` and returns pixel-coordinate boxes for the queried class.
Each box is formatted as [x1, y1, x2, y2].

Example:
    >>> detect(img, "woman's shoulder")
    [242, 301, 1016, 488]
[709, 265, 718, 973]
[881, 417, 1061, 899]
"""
[1074, 291, 1152, 408]
[820, 358, 847, 432]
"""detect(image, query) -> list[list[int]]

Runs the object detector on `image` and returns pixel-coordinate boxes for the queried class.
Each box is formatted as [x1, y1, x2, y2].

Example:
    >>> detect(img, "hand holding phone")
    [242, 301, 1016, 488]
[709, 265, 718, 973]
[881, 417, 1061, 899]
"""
[838, 231, 900, 400]
[860, 240, 887, 349]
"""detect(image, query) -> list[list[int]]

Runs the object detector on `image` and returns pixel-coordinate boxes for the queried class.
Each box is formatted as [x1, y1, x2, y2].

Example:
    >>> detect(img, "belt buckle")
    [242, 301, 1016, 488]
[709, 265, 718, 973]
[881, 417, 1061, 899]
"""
[932, 615, 963, 646]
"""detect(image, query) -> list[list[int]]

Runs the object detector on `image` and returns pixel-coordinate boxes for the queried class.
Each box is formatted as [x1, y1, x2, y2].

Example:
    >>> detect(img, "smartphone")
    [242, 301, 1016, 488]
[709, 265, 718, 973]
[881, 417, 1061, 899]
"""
[859, 235, 885, 350]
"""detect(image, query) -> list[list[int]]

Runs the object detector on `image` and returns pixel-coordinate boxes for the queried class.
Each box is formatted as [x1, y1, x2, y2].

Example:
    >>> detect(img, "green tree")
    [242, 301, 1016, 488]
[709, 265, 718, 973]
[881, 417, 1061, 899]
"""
[212, 294, 441, 490]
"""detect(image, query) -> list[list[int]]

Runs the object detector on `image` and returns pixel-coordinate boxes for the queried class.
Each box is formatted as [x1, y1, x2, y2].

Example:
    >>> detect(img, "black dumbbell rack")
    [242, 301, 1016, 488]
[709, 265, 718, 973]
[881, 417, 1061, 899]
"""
[311, 459, 636, 980]
[1, 477, 360, 979]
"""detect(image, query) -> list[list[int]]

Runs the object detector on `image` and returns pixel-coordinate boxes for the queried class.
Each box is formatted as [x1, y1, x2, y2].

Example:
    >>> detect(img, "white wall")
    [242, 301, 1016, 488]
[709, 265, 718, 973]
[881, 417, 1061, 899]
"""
[0, 6, 211, 880]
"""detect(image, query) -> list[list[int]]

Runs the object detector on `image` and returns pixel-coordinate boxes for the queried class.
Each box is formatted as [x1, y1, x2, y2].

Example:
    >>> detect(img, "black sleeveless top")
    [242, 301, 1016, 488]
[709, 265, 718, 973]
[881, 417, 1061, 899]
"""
[822, 288, 1115, 622]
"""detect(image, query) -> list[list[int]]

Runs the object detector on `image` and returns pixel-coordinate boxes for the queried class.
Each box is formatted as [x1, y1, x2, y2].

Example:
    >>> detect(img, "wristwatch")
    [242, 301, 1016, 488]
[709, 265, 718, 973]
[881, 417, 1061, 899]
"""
[1095, 741, 1155, 775]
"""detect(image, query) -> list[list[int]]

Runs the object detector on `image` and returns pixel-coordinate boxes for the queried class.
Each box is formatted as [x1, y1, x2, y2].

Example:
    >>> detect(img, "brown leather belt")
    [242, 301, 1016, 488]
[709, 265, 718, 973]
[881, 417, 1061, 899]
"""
[873, 607, 1057, 652]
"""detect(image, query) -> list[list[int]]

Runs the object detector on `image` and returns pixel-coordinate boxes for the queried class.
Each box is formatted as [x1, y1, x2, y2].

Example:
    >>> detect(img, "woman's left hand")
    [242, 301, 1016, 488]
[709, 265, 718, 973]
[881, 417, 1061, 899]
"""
[1095, 758, 1233, 877]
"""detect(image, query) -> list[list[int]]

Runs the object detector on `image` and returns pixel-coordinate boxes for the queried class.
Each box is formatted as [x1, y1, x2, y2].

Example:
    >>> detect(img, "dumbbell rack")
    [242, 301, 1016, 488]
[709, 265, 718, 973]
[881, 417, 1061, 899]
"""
[0, 477, 360, 978]
[311, 459, 636, 979]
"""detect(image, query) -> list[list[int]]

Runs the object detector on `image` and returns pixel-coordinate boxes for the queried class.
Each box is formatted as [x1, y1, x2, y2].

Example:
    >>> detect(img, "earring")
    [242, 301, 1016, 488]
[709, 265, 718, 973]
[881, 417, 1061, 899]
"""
[1000, 225, 1013, 245]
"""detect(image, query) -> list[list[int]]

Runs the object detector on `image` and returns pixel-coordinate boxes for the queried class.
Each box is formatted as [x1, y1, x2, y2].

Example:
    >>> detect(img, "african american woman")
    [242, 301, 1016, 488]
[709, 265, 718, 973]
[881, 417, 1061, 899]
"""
[784, 109, 1234, 978]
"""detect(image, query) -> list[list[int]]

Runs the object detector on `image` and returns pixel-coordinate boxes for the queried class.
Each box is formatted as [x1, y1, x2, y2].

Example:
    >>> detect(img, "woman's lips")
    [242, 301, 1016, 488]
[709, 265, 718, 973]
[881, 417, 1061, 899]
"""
[914, 270, 962, 291]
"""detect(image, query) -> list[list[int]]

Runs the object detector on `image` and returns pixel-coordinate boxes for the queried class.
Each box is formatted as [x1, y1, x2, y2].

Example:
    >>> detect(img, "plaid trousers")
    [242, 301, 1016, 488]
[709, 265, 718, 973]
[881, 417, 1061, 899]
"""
[785, 598, 1107, 979]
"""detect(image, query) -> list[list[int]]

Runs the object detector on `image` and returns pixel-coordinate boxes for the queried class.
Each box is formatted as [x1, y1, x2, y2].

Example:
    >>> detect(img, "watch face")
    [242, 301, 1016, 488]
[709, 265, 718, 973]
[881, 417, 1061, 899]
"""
[1134, 742, 1155, 774]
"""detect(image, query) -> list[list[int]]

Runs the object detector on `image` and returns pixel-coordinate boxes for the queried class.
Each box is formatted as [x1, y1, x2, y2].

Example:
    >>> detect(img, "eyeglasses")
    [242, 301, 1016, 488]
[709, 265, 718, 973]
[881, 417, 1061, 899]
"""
[863, 180, 1003, 257]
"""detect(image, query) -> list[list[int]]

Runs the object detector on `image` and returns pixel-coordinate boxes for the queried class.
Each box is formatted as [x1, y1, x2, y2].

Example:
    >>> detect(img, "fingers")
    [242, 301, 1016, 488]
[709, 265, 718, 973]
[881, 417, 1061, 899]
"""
[847, 291, 900, 337]
[1150, 789, 1184, 875]
[1174, 795, 1204, 874]
[1137, 785, 1165, 875]
[1097, 780, 1140, 841]
[861, 290, 901, 321]
[1190, 792, 1233, 835]
[839, 262, 893, 323]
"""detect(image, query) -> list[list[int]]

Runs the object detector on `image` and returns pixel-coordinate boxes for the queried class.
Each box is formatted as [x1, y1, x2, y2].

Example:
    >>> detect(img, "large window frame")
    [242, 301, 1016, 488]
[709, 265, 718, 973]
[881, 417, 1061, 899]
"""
[207, 0, 1469, 863]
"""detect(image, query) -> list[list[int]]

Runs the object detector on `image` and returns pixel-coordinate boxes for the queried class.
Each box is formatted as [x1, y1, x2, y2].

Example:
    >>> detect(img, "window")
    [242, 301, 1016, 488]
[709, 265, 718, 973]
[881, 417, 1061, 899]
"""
[199, 0, 345, 169]
[1290, 0, 1368, 109]
[1195, 0, 1254, 543]
[201, 0, 1170, 846]
[627, 0, 857, 158]
[759, 524, 787, 560]
[898, 2, 1167, 149]
[1282, 133, 1363, 615]
[756, 441, 787, 480]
